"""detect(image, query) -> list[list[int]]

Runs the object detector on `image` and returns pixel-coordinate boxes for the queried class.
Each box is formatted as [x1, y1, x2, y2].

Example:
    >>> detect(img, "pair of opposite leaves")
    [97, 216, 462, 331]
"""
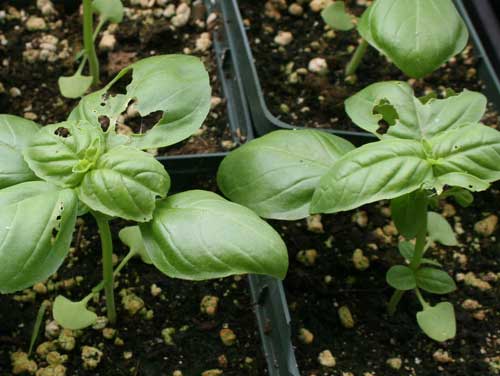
[322, 0, 468, 78]
[218, 81, 500, 220]
[0, 55, 288, 295]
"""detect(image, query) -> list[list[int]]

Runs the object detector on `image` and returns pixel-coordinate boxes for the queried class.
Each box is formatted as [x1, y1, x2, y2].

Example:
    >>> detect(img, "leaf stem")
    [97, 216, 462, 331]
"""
[415, 288, 430, 309]
[345, 39, 368, 77]
[387, 289, 404, 316]
[83, 0, 99, 85]
[93, 213, 116, 324]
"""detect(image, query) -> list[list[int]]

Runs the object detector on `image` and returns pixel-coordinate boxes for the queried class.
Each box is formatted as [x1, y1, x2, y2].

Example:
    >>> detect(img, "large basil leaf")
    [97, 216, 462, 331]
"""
[70, 55, 211, 150]
[77, 146, 170, 222]
[431, 124, 500, 182]
[0, 181, 77, 293]
[358, 0, 468, 78]
[345, 82, 486, 140]
[23, 121, 105, 188]
[0, 115, 40, 189]
[311, 139, 433, 213]
[217, 130, 354, 220]
[140, 190, 288, 280]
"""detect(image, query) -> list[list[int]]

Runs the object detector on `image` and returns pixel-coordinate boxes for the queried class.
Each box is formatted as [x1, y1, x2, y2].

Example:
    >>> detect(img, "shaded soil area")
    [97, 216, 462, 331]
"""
[0, 0, 237, 155]
[273, 185, 500, 375]
[239, 0, 500, 132]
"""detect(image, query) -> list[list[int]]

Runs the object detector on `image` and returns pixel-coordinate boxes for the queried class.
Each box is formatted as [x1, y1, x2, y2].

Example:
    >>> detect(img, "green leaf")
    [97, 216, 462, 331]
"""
[0, 115, 40, 189]
[416, 302, 456, 342]
[311, 139, 432, 213]
[118, 226, 152, 264]
[77, 146, 170, 222]
[217, 130, 354, 220]
[398, 240, 415, 260]
[386, 265, 416, 290]
[70, 55, 211, 150]
[433, 172, 489, 195]
[427, 212, 458, 246]
[359, 0, 468, 78]
[92, 0, 124, 23]
[0, 181, 78, 293]
[345, 82, 486, 140]
[416, 267, 457, 294]
[321, 2, 355, 31]
[431, 124, 500, 182]
[442, 187, 473, 208]
[58, 74, 93, 99]
[140, 190, 288, 280]
[53, 296, 97, 330]
[391, 190, 427, 238]
[23, 120, 105, 188]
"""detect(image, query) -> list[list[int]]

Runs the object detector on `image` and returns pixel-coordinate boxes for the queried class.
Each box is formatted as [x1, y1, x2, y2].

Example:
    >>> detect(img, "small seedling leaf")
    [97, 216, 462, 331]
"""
[416, 302, 456, 342]
[92, 0, 124, 23]
[427, 212, 458, 246]
[386, 265, 416, 291]
[119, 226, 152, 264]
[321, 2, 355, 31]
[398, 241, 414, 261]
[416, 267, 456, 294]
[58, 74, 93, 99]
[53, 296, 98, 330]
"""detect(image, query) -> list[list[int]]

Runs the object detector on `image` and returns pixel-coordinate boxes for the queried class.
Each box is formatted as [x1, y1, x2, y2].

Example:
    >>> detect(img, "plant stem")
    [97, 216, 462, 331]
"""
[94, 213, 116, 324]
[83, 0, 99, 85]
[415, 288, 430, 309]
[345, 39, 368, 77]
[387, 289, 404, 316]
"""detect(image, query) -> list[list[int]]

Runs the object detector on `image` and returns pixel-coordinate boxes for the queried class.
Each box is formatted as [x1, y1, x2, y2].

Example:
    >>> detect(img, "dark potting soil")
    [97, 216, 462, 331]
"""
[0, 0, 236, 156]
[239, 0, 500, 132]
[272, 185, 500, 376]
[0, 183, 267, 375]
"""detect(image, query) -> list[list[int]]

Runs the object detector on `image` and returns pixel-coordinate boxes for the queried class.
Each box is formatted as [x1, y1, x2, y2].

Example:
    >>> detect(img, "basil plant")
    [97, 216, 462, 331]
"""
[321, 0, 468, 78]
[217, 81, 500, 341]
[0, 54, 288, 330]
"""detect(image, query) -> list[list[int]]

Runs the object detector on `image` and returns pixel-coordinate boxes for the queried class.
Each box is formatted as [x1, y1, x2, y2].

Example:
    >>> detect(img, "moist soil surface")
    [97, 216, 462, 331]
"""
[272, 185, 500, 376]
[239, 0, 500, 132]
[0, 179, 267, 376]
[0, 0, 238, 156]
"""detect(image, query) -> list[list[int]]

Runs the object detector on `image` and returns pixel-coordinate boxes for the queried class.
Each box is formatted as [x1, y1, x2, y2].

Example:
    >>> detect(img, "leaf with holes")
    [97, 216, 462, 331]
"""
[77, 146, 170, 222]
[0, 115, 40, 189]
[70, 55, 211, 150]
[311, 139, 433, 213]
[217, 130, 355, 220]
[140, 190, 288, 280]
[23, 120, 105, 188]
[0, 181, 78, 293]
[358, 0, 468, 78]
[345, 82, 486, 140]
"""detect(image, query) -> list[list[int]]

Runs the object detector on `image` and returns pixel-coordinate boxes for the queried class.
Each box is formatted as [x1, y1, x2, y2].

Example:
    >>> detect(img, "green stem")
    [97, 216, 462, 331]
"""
[76, 55, 88, 75]
[93, 213, 116, 324]
[415, 288, 430, 309]
[345, 39, 368, 77]
[83, 0, 99, 85]
[388, 289, 404, 316]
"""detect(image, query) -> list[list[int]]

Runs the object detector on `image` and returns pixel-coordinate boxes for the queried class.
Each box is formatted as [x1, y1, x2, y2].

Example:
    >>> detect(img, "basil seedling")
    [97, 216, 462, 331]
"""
[0, 54, 288, 330]
[58, 0, 124, 98]
[321, 0, 468, 78]
[217, 81, 500, 341]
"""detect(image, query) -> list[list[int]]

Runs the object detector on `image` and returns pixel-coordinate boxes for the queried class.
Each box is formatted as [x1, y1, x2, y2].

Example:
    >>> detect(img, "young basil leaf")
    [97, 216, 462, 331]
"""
[118, 226, 152, 264]
[92, 0, 124, 23]
[23, 121, 105, 188]
[311, 139, 432, 213]
[431, 124, 500, 182]
[391, 190, 427, 238]
[0, 115, 40, 189]
[359, 0, 468, 78]
[217, 130, 355, 220]
[140, 190, 288, 281]
[321, 2, 355, 31]
[442, 187, 474, 208]
[70, 55, 211, 150]
[77, 146, 170, 222]
[0, 181, 78, 293]
[421, 259, 442, 267]
[386, 265, 416, 291]
[433, 172, 489, 195]
[345, 82, 486, 140]
[58, 74, 93, 99]
[427, 212, 458, 246]
[416, 267, 457, 294]
[398, 240, 415, 261]
[416, 302, 456, 342]
[53, 296, 98, 330]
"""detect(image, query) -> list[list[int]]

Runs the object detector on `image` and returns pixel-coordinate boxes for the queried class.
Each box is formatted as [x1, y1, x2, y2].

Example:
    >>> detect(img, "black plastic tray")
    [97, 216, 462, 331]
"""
[160, 0, 253, 192]
[222, 0, 500, 145]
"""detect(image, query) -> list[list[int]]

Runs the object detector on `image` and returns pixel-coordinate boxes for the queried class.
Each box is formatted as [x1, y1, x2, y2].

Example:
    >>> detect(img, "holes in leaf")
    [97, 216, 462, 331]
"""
[107, 69, 133, 96]
[126, 110, 164, 134]
[98, 116, 111, 131]
[373, 99, 399, 135]
[54, 127, 71, 138]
